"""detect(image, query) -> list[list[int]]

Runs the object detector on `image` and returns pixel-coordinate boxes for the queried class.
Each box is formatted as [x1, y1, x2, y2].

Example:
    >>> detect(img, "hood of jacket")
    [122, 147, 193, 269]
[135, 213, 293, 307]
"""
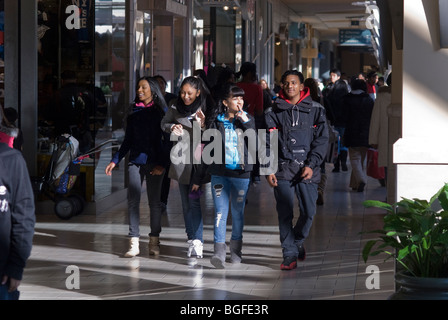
[276, 87, 311, 110]
[274, 87, 313, 127]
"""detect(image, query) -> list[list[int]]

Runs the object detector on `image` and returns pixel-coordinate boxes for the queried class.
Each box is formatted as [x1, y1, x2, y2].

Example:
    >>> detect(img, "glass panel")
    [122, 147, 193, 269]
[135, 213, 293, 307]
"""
[37, 0, 96, 202]
[94, 0, 127, 200]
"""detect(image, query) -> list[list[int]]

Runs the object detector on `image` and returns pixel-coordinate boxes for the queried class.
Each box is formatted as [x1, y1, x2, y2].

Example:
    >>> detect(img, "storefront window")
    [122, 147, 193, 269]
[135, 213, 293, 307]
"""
[35, 0, 188, 207]
[94, 0, 127, 200]
[37, 0, 97, 203]
[194, 5, 237, 87]
[37, 0, 132, 204]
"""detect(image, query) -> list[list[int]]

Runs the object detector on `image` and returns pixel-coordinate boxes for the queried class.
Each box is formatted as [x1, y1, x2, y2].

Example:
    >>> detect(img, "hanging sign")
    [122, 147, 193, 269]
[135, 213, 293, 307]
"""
[339, 29, 372, 46]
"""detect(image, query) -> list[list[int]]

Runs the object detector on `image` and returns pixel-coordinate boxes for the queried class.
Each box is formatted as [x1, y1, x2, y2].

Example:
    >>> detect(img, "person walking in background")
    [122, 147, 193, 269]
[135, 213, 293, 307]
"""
[265, 70, 329, 270]
[161, 76, 214, 259]
[0, 108, 19, 149]
[236, 62, 263, 184]
[0, 107, 35, 300]
[105, 76, 170, 257]
[236, 62, 263, 125]
[366, 71, 379, 101]
[3, 108, 23, 151]
[342, 79, 375, 192]
[322, 69, 350, 173]
[259, 79, 275, 114]
[205, 83, 255, 269]
[154, 75, 177, 214]
[50, 70, 93, 153]
[304, 78, 328, 206]
[211, 66, 236, 105]
[369, 73, 392, 186]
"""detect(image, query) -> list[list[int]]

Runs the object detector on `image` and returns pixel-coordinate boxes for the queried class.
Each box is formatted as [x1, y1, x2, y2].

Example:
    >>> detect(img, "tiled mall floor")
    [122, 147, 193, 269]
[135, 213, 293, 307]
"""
[21, 163, 395, 300]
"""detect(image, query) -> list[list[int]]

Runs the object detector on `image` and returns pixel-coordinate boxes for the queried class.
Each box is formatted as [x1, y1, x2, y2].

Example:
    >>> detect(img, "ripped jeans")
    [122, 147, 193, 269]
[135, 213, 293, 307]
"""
[211, 175, 250, 243]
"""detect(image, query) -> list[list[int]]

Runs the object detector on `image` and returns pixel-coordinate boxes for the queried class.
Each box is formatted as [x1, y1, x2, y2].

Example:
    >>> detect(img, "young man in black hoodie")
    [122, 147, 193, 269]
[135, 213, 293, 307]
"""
[0, 108, 35, 299]
[265, 70, 329, 270]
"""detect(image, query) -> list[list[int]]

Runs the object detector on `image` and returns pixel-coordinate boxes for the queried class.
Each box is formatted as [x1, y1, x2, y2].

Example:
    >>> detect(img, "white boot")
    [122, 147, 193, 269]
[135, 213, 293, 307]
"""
[187, 239, 203, 258]
[124, 237, 140, 257]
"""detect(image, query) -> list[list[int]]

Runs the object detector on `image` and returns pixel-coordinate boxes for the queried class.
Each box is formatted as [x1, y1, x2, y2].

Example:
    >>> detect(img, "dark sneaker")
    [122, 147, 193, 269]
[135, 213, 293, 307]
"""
[297, 244, 306, 261]
[280, 256, 297, 270]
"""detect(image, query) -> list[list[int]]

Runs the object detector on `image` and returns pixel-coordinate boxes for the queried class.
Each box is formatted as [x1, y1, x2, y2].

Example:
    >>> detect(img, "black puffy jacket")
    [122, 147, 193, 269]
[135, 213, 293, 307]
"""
[0, 143, 35, 281]
[342, 91, 374, 148]
[264, 88, 329, 184]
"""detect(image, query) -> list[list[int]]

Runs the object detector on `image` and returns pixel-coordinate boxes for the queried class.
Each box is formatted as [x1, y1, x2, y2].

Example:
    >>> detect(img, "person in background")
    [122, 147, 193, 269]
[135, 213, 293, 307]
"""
[236, 62, 264, 121]
[259, 79, 275, 114]
[304, 78, 328, 206]
[205, 83, 255, 269]
[342, 79, 375, 192]
[0, 107, 35, 300]
[154, 75, 177, 109]
[265, 70, 329, 270]
[369, 74, 392, 187]
[236, 62, 263, 184]
[51, 70, 93, 153]
[0, 108, 19, 149]
[105, 76, 170, 257]
[3, 108, 23, 151]
[322, 69, 349, 173]
[211, 67, 236, 104]
[154, 75, 177, 214]
[366, 71, 379, 101]
[161, 76, 214, 259]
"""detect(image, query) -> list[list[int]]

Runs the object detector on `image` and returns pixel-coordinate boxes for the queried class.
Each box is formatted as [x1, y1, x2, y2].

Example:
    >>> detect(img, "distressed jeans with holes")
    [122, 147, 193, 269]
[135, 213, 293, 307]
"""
[211, 175, 250, 243]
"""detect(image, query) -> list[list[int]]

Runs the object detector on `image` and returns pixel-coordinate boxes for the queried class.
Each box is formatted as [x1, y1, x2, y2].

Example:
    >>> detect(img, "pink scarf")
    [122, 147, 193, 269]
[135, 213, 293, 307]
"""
[135, 101, 155, 108]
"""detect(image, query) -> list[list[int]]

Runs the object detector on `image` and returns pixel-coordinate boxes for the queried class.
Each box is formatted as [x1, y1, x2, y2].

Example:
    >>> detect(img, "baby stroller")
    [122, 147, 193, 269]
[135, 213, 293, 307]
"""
[33, 134, 86, 219]
[31, 134, 117, 220]
[33, 134, 116, 220]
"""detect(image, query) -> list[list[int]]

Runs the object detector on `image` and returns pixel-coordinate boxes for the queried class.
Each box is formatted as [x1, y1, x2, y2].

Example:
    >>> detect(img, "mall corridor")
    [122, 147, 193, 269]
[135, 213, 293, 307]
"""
[21, 162, 395, 301]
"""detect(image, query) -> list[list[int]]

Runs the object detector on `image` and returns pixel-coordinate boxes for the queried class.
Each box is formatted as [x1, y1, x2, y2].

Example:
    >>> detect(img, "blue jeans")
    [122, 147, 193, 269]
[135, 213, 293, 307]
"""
[128, 163, 164, 237]
[274, 180, 318, 258]
[179, 183, 203, 241]
[211, 175, 250, 243]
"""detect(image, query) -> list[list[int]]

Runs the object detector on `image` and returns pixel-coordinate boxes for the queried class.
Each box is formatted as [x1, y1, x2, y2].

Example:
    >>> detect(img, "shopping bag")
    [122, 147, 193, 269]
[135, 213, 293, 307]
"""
[367, 148, 385, 179]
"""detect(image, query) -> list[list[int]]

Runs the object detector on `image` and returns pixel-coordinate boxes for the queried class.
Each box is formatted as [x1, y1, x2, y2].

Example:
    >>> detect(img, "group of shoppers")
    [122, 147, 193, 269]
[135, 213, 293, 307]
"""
[105, 66, 329, 271]
[0, 63, 390, 299]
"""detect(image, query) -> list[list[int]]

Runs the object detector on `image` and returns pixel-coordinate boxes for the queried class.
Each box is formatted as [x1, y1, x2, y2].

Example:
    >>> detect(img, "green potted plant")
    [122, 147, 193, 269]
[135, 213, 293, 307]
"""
[362, 183, 448, 299]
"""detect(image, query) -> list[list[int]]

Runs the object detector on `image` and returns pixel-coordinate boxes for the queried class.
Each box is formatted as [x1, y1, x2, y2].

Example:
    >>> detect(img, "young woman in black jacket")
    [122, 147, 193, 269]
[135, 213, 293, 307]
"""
[105, 76, 170, 257]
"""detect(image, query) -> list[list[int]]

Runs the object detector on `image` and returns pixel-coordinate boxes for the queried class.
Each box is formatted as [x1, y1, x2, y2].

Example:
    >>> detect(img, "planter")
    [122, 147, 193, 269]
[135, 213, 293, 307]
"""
[390, 272, 448, 300]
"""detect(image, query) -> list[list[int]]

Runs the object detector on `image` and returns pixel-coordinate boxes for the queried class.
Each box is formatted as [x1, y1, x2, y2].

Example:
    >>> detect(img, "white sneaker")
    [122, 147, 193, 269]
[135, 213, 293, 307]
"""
[187, 239, 203, 258]
[124, 237, 140, 257]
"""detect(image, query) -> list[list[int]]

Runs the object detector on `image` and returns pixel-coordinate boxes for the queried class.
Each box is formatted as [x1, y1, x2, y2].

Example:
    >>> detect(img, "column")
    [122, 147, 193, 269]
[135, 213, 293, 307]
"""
[393, 0, 448, 200]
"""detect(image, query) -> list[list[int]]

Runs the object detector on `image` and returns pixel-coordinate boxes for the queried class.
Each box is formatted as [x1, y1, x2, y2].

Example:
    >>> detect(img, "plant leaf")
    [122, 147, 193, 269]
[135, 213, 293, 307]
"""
[438, 183, 448, 211]
[363, 200, 394, 213]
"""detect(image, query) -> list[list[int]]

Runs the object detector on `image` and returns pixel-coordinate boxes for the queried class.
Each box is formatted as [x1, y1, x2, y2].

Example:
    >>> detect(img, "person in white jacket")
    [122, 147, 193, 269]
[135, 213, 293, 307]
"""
[368, 74, 391, 183]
